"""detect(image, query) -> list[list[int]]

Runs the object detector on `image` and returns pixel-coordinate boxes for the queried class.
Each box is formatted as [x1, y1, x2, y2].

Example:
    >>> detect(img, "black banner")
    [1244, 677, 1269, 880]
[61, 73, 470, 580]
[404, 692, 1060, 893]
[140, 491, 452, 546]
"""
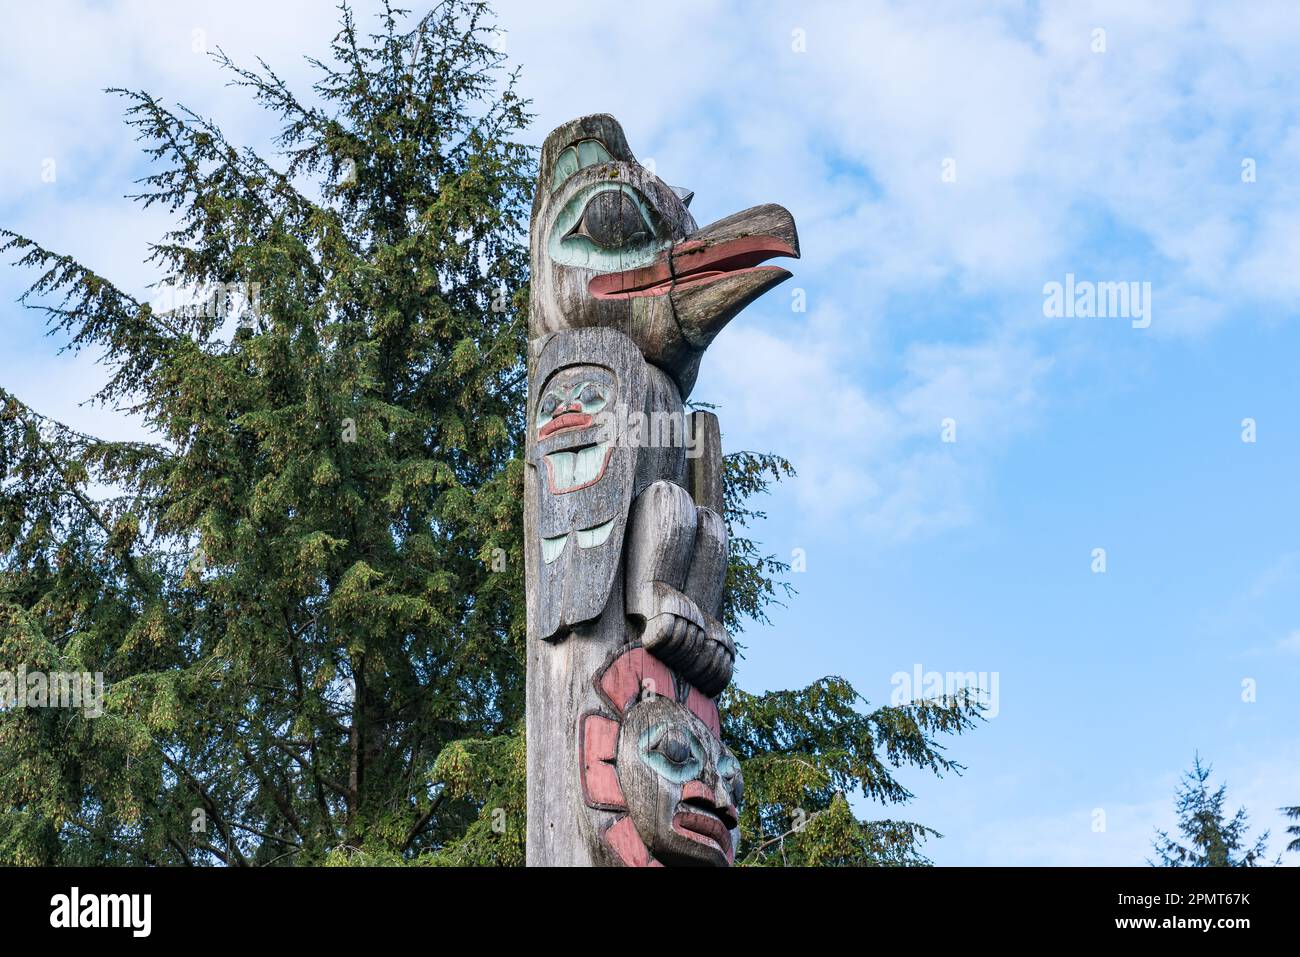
[0, 865, 1291, 943]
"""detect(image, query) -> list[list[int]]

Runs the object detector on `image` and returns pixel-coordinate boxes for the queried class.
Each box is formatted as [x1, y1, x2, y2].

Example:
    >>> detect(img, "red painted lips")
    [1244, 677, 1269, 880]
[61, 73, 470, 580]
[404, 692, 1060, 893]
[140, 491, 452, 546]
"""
[672, 805, 736, 862]
[538, 411, 594, 439]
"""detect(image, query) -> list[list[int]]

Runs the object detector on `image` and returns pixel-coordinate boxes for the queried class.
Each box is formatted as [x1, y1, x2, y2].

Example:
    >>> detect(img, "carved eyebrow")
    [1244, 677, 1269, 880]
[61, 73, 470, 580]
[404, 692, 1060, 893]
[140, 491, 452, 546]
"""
[550, 139, 615, 192]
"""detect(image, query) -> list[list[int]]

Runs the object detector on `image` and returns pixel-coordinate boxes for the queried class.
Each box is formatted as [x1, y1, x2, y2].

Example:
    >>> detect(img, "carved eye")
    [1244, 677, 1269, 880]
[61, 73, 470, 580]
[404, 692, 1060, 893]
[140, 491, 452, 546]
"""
[639, 721, 704, 783]
[578, 384, 605, 407]
[575, 190, 651, 249]
[652, 729, 693, 766]
[540, 394, 560, 417]
[718, 753, 740, 779]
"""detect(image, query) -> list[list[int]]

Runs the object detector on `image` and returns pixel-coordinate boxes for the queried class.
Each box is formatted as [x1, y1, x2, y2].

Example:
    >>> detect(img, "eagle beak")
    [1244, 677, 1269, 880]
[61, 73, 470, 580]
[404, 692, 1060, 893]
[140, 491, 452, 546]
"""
[586, 202, 800, 352]
[668, 203, 799, 351]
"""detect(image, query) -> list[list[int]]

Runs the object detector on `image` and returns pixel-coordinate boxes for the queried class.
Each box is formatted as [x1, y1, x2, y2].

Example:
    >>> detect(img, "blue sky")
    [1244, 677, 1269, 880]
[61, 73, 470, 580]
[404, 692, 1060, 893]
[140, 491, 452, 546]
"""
[2, 0, 1298, 864]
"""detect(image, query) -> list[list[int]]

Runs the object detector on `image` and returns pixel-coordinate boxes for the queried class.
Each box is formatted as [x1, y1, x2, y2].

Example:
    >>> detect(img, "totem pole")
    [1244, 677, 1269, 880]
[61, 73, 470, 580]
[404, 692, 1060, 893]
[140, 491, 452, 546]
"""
[524, 114, 798, 866]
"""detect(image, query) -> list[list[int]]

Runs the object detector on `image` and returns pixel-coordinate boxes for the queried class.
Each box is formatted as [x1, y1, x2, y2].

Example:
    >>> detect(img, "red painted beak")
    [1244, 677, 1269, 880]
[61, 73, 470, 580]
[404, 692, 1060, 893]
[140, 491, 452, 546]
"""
[588, 203, 800, 302]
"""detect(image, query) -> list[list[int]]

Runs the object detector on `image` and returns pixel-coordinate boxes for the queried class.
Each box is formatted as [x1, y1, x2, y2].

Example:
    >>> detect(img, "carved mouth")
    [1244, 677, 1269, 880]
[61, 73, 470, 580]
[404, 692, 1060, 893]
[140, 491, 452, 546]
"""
[543, 441, 614, 493]
[672, 799, 737, 861]
[539, 411, 594, 439]
[588, 235, 797, 300]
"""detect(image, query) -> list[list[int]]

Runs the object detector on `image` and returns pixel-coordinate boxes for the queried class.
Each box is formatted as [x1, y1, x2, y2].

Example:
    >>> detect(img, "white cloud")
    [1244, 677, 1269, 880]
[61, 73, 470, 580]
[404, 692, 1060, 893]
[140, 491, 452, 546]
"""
[1276, 631, 1300, 656]
[5, 0, 1300, 536]
[707, 323, 1050, 539]
[488, 0, 1300, 537]
[1248, 552, 1300, 600]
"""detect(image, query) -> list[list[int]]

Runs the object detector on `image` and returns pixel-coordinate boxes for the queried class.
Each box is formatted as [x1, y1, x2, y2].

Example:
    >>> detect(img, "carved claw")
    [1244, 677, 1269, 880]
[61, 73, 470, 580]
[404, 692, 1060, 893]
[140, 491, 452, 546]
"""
[626, 479, 735, 696]
[642, 609, 734, 698]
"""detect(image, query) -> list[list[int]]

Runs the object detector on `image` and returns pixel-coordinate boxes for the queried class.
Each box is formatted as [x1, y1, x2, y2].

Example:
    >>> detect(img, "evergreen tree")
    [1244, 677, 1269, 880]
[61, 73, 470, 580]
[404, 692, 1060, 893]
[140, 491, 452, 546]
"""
[1282, 805, 1300, 856]
[1149, 755, 1276, 867]
[0, 0, 980, 867]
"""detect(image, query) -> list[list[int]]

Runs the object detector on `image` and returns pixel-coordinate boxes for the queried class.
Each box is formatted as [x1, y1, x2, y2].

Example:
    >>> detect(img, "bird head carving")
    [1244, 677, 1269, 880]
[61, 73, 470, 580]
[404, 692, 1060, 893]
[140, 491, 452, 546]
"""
[530, 114, 799, 398]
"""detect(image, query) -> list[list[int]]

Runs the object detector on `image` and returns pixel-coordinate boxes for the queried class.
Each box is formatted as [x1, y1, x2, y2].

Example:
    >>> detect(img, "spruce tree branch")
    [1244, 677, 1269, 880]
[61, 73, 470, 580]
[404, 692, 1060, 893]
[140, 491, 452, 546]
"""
[165, 834, 196, 866]
[271, 740, 351, 799]
[4, 396, 156, 596]
[238, 745, 307, 842]
[225, 819, 301, 848]
[160, 752, 250, 867]
[740, 806, 832, 865]
[401, 792, 446, 852]
[0, 228, 183, 341]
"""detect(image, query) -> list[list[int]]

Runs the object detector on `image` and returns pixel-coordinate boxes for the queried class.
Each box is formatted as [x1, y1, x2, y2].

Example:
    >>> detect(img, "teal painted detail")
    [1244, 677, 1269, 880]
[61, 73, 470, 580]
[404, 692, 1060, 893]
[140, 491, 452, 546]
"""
[576, 139, 609, 168]
[544, 442, 609, 490]
[550, 139, 614, 192]
[539, 520, 610, 566]
[547, 183, 669, 271]
[551, 149, 579, 191]
[638, 721, 704, 784]
[541, 533, 567, 564]
[536, 380, 611, 431]
[576, 519, 615, 549]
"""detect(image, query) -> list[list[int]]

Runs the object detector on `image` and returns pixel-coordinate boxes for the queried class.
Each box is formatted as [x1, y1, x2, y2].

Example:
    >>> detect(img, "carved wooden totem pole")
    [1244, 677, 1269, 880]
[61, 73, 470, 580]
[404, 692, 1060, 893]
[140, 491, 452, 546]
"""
[525, 114, 798, 866]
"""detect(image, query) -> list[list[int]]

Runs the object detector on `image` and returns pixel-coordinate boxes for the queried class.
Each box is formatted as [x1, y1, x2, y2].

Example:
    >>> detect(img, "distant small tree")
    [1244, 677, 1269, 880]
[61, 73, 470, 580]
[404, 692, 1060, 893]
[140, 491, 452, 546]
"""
[1149, 755, 1276, 867]
[1283, 805, 1300, 856]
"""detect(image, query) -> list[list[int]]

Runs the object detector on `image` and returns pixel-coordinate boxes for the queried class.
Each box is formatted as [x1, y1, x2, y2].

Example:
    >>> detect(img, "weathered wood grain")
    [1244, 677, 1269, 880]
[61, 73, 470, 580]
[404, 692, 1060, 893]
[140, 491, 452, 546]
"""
[525, 114, 795, 866]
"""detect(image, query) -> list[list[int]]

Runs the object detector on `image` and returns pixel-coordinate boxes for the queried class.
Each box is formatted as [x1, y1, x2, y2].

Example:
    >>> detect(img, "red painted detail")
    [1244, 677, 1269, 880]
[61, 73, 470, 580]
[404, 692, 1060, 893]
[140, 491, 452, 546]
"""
[580, 713, 626, 810]
[672, 235, 797, 276]
[680, 780, 712, 804]
[672, 809, 734, 863]
[680, 780, 738, 847]
[684, 685, 721, 739]
[604, 815, 653, 867]
[542, 444, 615, 495]
[587, 259, 673, 299]
[593, 266, 787, 299]
[598, 646, 676, 715]
[539, 410, 593, 439]
[588, 234, 798, 300]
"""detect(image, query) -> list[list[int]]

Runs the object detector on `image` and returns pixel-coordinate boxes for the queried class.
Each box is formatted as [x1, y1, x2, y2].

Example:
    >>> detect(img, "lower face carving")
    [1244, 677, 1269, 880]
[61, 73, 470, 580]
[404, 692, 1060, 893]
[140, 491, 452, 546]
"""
[543, 441, 614, 493]
[581, 646, 744, 866]
[617, 696, 742, 867]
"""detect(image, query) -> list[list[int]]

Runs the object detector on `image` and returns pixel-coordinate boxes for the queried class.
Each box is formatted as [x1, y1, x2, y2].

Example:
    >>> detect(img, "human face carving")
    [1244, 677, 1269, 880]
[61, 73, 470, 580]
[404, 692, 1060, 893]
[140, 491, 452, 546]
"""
[535, 366, 615, 495]
[617, 695, 742, 866]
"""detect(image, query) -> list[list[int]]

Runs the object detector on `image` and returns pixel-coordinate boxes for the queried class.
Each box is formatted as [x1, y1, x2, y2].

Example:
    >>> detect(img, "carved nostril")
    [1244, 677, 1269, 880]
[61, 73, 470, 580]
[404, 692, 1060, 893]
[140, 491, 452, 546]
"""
[714, 797, 739, 831]
[715, 786, 735, 816]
